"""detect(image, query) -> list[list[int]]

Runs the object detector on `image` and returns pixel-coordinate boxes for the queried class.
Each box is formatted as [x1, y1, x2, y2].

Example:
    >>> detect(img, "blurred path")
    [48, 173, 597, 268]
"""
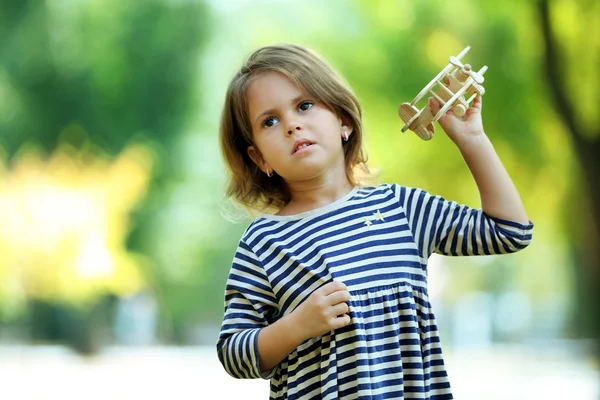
[0, 344, 597, 399]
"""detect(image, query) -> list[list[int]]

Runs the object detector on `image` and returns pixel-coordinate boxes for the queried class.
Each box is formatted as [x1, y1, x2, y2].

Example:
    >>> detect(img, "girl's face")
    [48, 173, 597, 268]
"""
[246, 71, 352, 184]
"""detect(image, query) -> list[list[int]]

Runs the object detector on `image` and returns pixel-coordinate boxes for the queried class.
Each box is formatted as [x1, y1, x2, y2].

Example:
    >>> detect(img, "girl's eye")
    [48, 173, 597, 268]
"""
[260, 102, 312, 129]
[262, 116, 279, 128]
[299, 101, 313, 111]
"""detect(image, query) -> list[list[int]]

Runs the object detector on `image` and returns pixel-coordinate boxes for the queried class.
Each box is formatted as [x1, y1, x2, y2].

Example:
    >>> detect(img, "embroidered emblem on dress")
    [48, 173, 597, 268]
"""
[364, 210, 385, 226]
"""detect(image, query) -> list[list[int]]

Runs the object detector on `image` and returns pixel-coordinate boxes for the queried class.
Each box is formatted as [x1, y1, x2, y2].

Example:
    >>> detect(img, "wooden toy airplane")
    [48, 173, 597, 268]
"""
[399, 46, 487, 140]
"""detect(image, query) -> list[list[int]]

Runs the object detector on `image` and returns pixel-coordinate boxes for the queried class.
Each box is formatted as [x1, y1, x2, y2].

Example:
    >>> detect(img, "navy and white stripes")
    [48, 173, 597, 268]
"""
[217, 184, 533, 399]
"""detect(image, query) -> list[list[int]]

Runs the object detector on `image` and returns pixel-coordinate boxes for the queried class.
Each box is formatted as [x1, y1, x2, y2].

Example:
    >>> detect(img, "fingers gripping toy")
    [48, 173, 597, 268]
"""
[398, 46, 487, 140]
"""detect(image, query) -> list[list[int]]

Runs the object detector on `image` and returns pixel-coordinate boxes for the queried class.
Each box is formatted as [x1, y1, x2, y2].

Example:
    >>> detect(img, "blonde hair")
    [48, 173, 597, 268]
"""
[219, 43, 374, 214]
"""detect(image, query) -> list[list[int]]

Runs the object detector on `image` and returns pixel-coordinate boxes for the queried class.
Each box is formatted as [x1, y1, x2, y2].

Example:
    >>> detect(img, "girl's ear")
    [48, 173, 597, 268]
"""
[342, 123, 354, 138]
[247, 146, 270, 174]
[338, 114, 354, 137]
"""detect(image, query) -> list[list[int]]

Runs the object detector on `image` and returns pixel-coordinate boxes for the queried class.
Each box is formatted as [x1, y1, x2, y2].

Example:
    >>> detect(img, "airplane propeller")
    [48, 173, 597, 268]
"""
[449, 56, 485, 84]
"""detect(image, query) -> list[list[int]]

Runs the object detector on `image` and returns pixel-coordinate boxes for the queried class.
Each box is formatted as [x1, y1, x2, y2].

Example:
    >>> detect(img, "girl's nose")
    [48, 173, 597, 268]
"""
[287, 126, 302, 135]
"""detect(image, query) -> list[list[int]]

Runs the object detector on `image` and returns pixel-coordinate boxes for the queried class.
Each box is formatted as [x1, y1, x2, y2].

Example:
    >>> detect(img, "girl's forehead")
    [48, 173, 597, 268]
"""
[248, 71, 301, 98]
[247, 71, 307, 115]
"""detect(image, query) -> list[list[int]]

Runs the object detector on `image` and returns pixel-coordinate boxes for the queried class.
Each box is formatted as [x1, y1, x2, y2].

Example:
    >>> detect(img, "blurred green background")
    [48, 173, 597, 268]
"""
[0, 0, 598, 399]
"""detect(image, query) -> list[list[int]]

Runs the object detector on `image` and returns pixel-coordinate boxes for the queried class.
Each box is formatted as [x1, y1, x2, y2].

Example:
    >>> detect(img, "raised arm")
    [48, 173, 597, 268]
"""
[429, 94, 530, 224]
[399, 94, 533, 259]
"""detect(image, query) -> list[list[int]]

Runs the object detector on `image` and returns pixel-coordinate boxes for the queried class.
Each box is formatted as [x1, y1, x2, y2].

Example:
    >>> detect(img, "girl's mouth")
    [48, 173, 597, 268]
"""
[292, 139, 315, 154]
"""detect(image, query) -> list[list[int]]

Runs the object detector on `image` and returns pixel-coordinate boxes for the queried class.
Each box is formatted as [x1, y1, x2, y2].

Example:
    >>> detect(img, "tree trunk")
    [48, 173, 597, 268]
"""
[538, 0, 600, 355]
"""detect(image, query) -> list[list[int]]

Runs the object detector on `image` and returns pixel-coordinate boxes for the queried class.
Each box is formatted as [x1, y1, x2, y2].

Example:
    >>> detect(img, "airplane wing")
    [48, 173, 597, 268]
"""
[409, 46, 472, 107]
[410, 63, 455, 106]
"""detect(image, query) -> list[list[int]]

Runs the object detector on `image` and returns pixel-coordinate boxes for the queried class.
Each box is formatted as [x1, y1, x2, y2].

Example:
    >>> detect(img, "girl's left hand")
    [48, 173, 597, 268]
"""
[428, 92, 485, 146]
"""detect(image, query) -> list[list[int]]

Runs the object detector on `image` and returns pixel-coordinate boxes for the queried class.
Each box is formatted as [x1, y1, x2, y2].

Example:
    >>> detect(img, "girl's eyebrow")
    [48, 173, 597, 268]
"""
[254, 95, 305, 126]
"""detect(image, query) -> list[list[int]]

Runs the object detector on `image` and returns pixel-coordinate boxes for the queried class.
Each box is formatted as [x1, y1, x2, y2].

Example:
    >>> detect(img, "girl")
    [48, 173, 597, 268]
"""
[216, 43, 533, 399]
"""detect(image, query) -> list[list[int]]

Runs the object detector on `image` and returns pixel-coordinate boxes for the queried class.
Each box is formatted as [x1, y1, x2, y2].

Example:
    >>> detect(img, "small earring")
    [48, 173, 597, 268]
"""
[266, 168, 273, 178]
[343, 131, 349, 141]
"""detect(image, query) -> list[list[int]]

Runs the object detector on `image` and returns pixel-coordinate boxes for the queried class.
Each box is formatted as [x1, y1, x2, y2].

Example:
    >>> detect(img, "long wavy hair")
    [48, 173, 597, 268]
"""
[219, 43, 374, 214]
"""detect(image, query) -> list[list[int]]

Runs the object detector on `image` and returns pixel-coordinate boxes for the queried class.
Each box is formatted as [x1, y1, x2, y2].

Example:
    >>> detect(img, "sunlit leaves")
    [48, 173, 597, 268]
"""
[0, 142, 153, 314]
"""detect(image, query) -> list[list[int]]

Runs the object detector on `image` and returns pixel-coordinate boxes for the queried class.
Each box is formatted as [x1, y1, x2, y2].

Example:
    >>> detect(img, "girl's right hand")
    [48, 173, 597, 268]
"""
[291, 281, 352, 341]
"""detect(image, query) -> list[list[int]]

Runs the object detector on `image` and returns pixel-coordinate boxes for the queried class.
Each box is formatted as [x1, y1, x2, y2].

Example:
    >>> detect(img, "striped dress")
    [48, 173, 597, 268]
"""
[217, 184, 534, 399]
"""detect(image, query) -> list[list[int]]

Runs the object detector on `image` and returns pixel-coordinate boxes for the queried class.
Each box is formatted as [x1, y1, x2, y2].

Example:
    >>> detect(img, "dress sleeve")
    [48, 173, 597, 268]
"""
[395, 185, 534, 258]
[216, 239, 279, 379]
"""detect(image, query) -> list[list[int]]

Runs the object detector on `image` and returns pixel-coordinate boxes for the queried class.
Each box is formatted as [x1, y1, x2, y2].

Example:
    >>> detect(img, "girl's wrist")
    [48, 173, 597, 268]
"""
[454, 130, 489, 154]
[285, 310, 309, 343]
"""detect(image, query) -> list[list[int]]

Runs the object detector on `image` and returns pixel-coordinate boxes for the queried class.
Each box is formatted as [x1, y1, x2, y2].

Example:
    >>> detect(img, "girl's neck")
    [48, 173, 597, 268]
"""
[277, 177, 355, 216]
